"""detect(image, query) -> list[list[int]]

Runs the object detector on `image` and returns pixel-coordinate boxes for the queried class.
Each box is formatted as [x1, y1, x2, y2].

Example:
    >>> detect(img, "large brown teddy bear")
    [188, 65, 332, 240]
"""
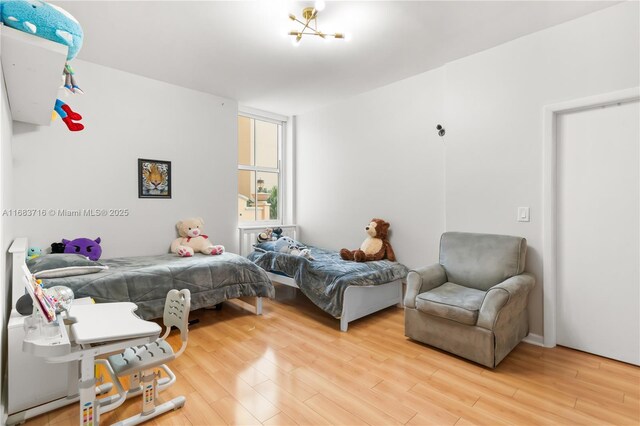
[340, 218, 396, 262]
[170, 217, 225, 257]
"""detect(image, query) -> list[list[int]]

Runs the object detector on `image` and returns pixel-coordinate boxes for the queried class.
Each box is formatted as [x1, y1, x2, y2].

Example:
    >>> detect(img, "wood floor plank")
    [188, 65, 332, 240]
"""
[576, 367, 640, 397]
[326, 337, 388, 362]
[512, 389, 606, 425]
[432, 367, 517, 398]
[346, 355, 422, 392]
[409, 383, 510, 426]
[454, 417, 480, 426]
[372, 379, 459, 425]
[599, 359, 640, 378]
[181, 365, 230, 403]
[209, 368, 280, 422]
[253, 363, 318, 402]
[293, 367, 415, 424]
[253, 380, 331, 425]
[473, 393, 572, 426]
[262, 412, 299, 426]
[181, 392, 227, 426]
[406, 411, 459, 426]
[506, 351, 580, 378]
[427, 371, 483, 406]
[304, 394, 367, 425]
[184, 345, 228, 375]
[211, 345, 256, 372]
[308, 354, 384, 389]
[23, 297, 640, 426]
[624, 394, 640, 407]
[536, 346, 601, 369]
[575, 398, 640, 425]
[217, 336, 263, 362]
[149, 412, 193, 426]
[236, 364, 270, 387]
[415, 350, 485, 376]
[46, 401, 77, 424]
[209, 395, 262, 426]
[498, 360, 625, 404]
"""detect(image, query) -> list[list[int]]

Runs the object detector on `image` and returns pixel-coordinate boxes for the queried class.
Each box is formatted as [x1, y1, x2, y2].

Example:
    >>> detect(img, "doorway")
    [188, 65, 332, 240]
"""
[543, 88, 640, 366]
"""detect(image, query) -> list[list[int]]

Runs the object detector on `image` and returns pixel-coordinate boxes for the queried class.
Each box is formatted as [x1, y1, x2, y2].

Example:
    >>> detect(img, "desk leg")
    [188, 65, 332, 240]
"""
[79, 356, 98, 426]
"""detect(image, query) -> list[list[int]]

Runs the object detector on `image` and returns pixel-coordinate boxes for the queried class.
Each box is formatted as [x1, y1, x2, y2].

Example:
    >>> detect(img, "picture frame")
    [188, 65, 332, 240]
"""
[138, 158, 171, 199]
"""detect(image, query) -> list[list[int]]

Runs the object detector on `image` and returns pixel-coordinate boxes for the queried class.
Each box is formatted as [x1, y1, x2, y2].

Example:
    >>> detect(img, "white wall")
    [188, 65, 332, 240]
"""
[296, 68, 446, 268]
[1, 56, 14, 423]
[11, 60, 238, 257]
[295, 2, 639, 337]
[442, 1, 639, 336]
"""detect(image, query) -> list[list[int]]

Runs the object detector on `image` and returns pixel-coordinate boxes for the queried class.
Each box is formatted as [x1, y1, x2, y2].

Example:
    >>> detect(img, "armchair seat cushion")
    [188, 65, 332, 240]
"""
[415, 282, 486, 325]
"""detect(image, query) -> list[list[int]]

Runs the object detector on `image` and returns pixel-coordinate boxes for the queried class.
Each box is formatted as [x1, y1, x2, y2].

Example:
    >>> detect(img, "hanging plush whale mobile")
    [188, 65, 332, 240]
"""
[0, 0, 85, 131]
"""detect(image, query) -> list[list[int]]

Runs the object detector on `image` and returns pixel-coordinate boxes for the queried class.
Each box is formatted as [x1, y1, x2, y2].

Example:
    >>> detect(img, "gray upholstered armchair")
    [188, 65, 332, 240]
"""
[404, 232, 535, 368]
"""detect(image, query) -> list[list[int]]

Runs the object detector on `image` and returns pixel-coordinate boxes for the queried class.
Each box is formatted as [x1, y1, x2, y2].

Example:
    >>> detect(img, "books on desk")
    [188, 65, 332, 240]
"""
[23, 267, 56, 323]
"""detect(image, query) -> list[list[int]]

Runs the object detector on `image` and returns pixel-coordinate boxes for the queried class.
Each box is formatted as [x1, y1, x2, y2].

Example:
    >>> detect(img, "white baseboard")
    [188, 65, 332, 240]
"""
[522, 333, 544, 346]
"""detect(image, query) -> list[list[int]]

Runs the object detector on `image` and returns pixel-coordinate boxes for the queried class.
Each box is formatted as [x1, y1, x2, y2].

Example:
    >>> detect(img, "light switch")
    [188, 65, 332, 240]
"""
[517, 207, 530, 222]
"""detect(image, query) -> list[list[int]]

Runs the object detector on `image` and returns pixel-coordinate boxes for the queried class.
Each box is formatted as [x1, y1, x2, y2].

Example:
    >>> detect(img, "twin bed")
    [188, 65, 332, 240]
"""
[238, 225, 408, 331]
[10, 238, 273, 319]
[11, 227, 408, 331]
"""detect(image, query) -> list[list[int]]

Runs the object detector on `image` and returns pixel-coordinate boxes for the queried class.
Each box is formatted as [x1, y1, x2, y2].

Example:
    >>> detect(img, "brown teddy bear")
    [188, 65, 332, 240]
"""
[170, 217, 225, 257]
[340, 218, 396, 262]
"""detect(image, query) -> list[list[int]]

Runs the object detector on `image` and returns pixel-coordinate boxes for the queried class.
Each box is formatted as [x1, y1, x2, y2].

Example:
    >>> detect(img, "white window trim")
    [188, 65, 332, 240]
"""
[239, 106, 288, 124]
[238, 107, 288, 226]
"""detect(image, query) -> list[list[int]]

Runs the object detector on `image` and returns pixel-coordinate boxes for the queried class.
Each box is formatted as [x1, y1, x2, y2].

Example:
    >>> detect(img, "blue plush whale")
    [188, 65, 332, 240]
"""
[0, 0, 83, 60]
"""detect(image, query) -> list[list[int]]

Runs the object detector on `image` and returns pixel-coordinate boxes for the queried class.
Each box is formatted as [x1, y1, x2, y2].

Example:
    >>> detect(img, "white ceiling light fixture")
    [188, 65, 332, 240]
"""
[288, 0, 346, 45]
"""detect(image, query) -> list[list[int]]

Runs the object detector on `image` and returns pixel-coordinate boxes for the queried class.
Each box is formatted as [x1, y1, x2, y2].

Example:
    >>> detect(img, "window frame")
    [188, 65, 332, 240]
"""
[237, 107, 287, 226]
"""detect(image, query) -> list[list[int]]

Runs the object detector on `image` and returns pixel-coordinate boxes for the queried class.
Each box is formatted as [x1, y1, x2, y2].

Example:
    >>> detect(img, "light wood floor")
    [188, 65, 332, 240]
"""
[24, 286, 640, 426]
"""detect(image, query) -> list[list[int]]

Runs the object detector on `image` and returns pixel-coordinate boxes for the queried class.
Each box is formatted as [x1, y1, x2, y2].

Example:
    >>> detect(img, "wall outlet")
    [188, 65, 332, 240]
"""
[517, 207, 530, 222]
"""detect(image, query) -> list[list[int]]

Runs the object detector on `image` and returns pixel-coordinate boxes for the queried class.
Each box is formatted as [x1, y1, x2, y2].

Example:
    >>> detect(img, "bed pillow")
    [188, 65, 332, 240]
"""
[254, 241, 277, 252]
[27, 254, 108, 278]
[254, 238, 307, 253]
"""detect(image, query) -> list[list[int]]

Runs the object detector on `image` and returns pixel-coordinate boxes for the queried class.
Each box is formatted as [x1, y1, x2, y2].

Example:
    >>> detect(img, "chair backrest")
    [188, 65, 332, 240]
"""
[439, 232, 527, 291]
[162, 289, 191, 355]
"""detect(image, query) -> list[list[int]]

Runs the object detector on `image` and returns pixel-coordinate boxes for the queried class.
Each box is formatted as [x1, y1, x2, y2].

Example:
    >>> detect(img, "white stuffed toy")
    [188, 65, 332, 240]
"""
[274, 236, 314, 260]
[170, 217, 224, 257]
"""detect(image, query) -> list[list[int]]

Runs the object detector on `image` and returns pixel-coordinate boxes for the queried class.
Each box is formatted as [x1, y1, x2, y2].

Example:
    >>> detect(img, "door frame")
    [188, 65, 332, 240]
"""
[542, 87, 640, 348]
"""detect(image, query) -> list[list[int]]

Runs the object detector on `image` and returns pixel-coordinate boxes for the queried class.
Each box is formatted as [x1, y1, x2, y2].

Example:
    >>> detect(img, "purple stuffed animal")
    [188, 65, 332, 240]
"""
[62, 237, 102, 261]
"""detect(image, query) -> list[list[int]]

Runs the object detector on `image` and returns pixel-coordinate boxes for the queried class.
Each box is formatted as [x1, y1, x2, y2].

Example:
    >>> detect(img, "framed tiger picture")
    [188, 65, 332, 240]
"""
[138, 158, 171, 199]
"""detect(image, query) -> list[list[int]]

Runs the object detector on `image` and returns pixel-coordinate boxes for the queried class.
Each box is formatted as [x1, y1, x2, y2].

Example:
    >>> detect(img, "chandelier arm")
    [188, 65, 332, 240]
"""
[292, 17, 308, 26]
[291, 18, 319, 35]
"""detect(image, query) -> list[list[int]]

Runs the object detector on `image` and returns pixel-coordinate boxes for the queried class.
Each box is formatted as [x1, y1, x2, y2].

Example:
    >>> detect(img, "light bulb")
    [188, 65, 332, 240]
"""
[291, 36, 301, 46]
[314, 0, 326, 12]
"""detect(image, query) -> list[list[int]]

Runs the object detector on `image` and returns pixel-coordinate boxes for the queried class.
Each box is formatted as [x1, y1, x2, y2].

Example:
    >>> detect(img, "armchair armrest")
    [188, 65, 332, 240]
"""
[404, 264, 447, 308]
[477, 273, 535, 330]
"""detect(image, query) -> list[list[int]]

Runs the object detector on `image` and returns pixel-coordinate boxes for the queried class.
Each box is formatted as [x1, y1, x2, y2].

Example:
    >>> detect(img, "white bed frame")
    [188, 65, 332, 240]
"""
[238, 225, 403, 331]
[9, 237, 29, 309]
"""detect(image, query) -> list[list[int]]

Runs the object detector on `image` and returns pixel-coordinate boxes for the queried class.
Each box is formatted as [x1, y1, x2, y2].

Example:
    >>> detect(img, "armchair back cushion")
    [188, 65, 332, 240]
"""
[439, 232, 527, 291]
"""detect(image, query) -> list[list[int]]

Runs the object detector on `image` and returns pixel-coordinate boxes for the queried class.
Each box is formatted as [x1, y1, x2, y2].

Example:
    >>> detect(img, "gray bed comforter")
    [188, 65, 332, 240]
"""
[41, 253, 274, 319]
[248, 247, 408, 317]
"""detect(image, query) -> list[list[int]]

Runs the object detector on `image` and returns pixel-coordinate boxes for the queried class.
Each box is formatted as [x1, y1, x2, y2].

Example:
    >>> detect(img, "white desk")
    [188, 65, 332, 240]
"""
[25, 302, 161, 426]
[70, 303, 160, 345]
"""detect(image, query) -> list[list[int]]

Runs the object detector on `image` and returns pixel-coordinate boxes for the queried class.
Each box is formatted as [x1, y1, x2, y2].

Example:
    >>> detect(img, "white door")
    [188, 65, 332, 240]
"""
[556, 99, 639, 365]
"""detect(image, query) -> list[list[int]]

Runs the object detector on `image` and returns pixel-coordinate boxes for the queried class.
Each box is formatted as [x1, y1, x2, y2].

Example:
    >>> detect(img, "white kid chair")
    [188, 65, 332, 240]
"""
[96, 289, 191, 425]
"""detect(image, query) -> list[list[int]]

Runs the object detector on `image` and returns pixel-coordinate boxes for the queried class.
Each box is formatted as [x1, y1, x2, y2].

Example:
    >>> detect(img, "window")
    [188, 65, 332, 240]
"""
[238, 114, 283, 224]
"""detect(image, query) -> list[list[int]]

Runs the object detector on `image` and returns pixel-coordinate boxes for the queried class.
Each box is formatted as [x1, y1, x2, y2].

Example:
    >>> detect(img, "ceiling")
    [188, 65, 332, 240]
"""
[57, 1, 618, 116]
